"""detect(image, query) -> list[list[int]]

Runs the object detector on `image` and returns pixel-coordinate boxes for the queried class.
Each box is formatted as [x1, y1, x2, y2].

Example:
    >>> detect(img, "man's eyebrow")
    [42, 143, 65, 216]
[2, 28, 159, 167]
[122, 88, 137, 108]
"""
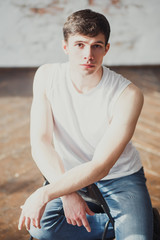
[74, 41, 85, 43]
[74, 40, 105, 45]
[94, 41, 105, 44]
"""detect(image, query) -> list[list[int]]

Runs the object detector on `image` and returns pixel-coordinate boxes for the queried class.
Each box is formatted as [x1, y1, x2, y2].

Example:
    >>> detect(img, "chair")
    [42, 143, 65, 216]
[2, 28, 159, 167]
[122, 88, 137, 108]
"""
[78, 184, 114, 240]
[153, 208, 160, 240]
[29, 180, 115, 240]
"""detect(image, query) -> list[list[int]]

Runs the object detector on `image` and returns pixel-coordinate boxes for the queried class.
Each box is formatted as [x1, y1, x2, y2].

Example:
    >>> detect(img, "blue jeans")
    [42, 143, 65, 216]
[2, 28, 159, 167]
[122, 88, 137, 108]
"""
[29, 168, 153, 239]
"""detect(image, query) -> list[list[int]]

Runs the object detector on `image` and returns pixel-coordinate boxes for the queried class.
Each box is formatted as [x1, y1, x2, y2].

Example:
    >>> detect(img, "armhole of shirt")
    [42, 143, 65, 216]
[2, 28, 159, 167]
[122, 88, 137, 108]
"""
[45, 63, 59, 101]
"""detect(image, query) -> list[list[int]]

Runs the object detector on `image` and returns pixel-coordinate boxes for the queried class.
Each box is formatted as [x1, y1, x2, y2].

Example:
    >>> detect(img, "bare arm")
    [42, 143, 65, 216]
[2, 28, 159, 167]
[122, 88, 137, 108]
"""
[30, 64, 65, 183]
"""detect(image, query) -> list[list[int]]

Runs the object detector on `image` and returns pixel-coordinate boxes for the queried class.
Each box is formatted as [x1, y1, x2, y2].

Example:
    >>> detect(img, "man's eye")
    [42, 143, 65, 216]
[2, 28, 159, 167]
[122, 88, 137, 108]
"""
[76, 43, 84, 48]
[93, 45, 102, 49]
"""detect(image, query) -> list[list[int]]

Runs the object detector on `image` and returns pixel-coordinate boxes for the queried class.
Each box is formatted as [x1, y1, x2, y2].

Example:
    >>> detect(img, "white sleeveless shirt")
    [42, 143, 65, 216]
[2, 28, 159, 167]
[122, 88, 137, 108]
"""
[46, 62, 142, 180]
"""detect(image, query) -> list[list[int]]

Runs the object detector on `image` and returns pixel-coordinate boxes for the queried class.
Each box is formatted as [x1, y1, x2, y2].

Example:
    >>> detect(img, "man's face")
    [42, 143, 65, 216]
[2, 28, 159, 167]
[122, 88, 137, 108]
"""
[63, 33, 110, 76]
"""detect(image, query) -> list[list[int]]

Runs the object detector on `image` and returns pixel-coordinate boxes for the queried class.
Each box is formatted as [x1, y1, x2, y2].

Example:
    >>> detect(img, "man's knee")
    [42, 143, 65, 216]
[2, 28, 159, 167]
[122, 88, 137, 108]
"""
[29, 223, 60, 240]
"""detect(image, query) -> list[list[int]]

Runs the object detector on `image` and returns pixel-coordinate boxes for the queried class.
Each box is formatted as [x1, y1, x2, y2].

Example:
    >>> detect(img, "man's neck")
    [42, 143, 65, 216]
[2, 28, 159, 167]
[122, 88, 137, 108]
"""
[70, 66, 103, 94]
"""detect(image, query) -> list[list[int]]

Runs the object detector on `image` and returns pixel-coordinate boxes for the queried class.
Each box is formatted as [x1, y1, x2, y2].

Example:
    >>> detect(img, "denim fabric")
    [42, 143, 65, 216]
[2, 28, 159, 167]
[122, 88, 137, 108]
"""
[29, 168, 153, 240]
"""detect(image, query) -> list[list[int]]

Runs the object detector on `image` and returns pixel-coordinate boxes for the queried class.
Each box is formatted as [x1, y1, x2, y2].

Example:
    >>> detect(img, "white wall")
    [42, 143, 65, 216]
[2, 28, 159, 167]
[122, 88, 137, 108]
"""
[0, 0, 160, 67]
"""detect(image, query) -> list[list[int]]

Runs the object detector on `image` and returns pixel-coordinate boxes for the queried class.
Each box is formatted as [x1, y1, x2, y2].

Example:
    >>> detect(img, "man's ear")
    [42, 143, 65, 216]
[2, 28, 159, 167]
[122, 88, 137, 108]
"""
[104, 43, 110, 55]
[62, 40, 69, 54]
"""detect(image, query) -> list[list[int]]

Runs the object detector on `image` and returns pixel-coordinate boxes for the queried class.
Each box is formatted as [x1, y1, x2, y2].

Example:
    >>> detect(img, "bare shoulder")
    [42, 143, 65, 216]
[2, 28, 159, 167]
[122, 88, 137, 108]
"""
[34, 64, 53, 84]
[113, 83, 144, 122]
[127, 83, 143, 97]
[122, 83, 144, 106]
[33, 64, 53, 95]
[36, 63, 52, 73]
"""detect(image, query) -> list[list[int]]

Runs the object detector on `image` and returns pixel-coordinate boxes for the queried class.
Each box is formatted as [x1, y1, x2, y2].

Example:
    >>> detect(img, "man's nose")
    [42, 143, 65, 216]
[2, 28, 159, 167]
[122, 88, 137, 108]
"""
[84, 47, 94, 60]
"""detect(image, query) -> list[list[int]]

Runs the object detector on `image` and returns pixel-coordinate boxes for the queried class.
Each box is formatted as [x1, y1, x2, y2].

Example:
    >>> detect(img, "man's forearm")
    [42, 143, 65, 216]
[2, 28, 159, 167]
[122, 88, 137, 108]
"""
[31, 140, 108, 200]
[42, 123, 132, 203]
[44, 160, 106, 202]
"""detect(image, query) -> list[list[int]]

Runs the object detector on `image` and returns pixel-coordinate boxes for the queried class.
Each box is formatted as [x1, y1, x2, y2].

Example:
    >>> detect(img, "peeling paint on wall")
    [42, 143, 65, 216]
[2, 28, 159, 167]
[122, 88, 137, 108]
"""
[0, 0, 160, 66]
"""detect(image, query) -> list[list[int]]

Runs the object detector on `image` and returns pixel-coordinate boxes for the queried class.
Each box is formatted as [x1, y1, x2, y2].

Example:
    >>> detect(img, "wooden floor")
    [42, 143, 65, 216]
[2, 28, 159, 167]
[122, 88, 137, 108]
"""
[0, 66, 160, 240]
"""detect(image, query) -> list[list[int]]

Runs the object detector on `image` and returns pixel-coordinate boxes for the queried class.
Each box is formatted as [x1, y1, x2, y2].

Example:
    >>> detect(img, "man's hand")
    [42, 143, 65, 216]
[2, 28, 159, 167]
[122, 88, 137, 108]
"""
[18, 187, 48, 231]
[62, 192, 94, 232]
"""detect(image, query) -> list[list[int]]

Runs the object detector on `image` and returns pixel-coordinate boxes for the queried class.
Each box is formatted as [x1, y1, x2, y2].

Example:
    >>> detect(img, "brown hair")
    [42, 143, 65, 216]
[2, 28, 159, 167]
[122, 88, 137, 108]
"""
[63, 9, 110, 45]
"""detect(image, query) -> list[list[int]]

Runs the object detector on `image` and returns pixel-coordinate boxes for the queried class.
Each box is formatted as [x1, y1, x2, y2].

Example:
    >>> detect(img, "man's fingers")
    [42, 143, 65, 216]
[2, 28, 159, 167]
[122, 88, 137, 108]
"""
[76, 219, 82, 227]
[66, 218, 72, 224]
[67, 218, 83, 227]
[85, 204, 95, 216]
[18, 214, 25, 230]
[31, 218, 41, 229]
[67, 218, 77, 226]
[71, 219, 77, 226]
[81, 216, 91, 232]
[36, 218, 41, 229]
[32, 218, 37, 228]
[25, 217, 31, 230]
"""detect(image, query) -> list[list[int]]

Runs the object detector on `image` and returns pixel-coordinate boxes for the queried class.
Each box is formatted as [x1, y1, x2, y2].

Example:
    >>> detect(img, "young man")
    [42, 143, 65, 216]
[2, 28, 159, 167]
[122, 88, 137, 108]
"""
[18, 9, 153, 239]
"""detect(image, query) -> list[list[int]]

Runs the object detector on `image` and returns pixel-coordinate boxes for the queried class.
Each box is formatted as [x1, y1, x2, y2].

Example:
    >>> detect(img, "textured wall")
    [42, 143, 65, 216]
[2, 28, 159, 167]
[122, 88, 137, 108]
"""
[0, 0, 160, 66]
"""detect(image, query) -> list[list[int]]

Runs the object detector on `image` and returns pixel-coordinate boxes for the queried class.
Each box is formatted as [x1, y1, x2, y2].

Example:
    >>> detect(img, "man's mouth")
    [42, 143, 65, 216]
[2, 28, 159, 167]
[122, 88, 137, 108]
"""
[80, 64, 95, 68]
